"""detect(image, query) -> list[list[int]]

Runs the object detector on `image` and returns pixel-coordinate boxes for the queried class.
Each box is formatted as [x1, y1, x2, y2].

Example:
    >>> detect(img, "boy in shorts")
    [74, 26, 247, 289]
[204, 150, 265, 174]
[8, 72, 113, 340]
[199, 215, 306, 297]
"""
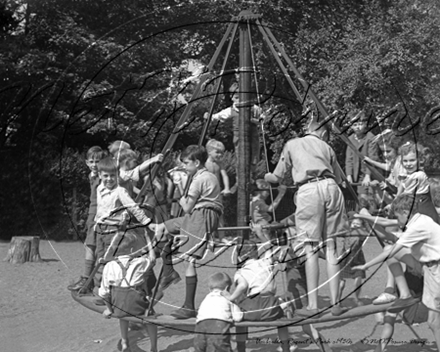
[353, 193, 440, 349]
[150, 145, 223, 319]
[194, 272, 243, 352]
[264, 120, 349, 316]
[68, 146, 106, 292]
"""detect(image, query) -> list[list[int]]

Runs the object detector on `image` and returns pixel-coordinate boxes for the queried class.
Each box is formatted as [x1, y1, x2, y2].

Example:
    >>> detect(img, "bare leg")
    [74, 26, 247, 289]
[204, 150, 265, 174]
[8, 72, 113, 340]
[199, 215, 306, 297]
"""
[374, 313, 397, 352]
[427, 309, 440, 350]
[387, 258, 412, 298]
[119, 320, 130, 351]
[326, 239, 341, 306]
[145, 323, 158, 352]
[304, 243, 320, 309]
[302, 324, 332, 352]
[353, 277, 363, 304]
[338, 279, 346, 302]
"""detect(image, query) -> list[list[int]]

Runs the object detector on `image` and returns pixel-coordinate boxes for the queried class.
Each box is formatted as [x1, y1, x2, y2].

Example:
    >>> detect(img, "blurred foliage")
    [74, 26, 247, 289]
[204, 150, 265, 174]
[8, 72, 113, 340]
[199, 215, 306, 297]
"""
[1, 0, 440, 239]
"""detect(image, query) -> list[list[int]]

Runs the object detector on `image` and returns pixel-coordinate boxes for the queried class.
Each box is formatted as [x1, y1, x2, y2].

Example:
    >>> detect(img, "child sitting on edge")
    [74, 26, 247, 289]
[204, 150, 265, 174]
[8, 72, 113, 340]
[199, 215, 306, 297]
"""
[68, 146, 106, 293]
[205, 139, 231, 244]
[150, 145, 224, 319]
[250, 179, 287, 242]
[99, 231, 158, 352]
[353, 193, 440, 350]
[193, 272, 243, 352]
[339, 211, 368, 307]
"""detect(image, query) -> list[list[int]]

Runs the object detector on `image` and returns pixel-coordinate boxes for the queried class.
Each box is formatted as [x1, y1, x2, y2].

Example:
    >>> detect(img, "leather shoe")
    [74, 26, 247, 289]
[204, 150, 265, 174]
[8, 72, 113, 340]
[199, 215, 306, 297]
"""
[170, 306, 196, 319]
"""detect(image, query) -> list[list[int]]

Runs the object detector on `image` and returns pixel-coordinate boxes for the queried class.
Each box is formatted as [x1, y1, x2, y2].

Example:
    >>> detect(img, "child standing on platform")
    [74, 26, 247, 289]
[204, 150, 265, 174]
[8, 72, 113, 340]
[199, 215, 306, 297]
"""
[264, 120, 349, 317]
[99, 232, 158, 352]
[194, 272, 243, 352]
[345, 111, 379, 196]
[68, 146, 106, 293]
[151, 145, 223, 319]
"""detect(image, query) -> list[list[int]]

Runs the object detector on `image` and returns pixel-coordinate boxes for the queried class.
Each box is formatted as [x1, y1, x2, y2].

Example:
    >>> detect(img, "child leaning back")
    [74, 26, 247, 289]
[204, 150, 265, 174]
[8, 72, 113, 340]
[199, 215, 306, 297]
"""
[150, 145, 224, 319]
[99, 231, 158, 352]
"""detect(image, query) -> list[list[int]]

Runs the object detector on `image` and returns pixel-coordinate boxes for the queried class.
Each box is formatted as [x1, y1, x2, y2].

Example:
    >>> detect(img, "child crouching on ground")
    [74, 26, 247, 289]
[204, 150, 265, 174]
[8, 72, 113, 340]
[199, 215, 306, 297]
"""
[194, 272, 243, 352]
[99, 232, 158, 352]
[353, 194, 440, 350]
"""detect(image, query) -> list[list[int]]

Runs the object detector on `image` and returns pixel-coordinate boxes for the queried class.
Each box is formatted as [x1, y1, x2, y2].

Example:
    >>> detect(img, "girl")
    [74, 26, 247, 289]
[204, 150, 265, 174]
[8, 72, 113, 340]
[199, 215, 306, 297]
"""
[397, 142, 439, 223]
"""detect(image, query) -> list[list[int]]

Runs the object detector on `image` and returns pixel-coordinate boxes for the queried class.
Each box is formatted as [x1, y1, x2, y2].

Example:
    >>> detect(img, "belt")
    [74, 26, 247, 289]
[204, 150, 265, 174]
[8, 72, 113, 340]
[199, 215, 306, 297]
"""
[297, 176, 334, 188]
[425, 260, 440, 268]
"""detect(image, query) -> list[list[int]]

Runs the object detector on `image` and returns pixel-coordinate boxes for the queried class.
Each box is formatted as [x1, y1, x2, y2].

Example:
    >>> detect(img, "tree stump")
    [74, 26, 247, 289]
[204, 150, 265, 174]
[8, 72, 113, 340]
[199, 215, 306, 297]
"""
[3, 236, 42, 264]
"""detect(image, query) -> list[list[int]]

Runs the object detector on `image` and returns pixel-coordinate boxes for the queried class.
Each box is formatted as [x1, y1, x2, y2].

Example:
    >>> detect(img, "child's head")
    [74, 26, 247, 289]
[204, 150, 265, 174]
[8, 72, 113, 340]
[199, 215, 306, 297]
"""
[377, 134, 401, 164]
[350, 110, 368, 137]
[398, 141, 430, 174]
[237, 240, 259, 263]
[229, 82, 239, 104]
[348, 211, 365, 229]
[86, 146, 106, 174]
[180, 145, 208, 176]
[114, 148, 137, 167]
[108, 232, 138, 257]
[108, 140, 131, 156]
[119, 156, 138, 172]
[429, 177, 440, 209]
[253, 179, 270, 199]
[391, 194, 418, 227]
[98, 157, 118, 190]
[206, 139, 225, 162]
[208, 272, 232, 292]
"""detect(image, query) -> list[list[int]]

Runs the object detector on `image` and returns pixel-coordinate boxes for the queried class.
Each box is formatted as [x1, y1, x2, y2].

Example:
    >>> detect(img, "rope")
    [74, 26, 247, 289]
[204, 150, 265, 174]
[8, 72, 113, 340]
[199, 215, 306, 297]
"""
[246, 20, 277, 221]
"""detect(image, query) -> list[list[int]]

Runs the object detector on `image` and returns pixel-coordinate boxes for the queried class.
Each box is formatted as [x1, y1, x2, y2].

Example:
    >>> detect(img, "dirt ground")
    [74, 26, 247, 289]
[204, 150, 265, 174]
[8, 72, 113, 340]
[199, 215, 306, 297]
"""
[0, 237, 437, 352]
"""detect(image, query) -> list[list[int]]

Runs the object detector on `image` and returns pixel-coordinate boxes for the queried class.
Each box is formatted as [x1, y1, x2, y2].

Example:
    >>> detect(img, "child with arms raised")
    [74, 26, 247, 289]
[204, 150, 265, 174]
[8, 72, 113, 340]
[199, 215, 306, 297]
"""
[68, 146, 106, 293]
[99, 231, 158, 352]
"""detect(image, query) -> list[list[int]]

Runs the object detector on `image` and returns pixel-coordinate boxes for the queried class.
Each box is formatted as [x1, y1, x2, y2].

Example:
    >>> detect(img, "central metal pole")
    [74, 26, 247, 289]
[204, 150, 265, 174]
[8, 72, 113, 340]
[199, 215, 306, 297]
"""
[237, 11, 254, 240]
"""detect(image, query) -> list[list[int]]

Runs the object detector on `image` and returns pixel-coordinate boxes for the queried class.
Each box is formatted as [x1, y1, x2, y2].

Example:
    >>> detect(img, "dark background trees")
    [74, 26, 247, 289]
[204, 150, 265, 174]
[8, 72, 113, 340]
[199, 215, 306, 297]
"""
[1, 0, 439, 240]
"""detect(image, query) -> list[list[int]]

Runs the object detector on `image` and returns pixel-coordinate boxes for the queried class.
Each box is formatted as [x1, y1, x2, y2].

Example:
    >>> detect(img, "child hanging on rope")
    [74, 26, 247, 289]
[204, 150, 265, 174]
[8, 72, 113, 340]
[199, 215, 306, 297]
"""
[68, 146, 106, 293]
[99, 231, 158, 352]
[193, 272, 243, 352]
[353, 193, 440, 350]
[149, 145, 224, 319]
[250, 179, 287, 242]
[264, 120, 349, 317]
[204, 83, 262, 190]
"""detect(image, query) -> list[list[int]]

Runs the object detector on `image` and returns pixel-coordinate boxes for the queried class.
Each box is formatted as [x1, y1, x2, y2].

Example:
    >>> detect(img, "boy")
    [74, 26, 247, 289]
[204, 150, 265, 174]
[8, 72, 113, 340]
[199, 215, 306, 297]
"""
[68, 146, 106, 292]
[150, 145, 223, 319]
[99, 231, 158, 352]
[194, 272, 243, 352]
[345, 110, 379, 196]
[205, 139, 230, 244]
[264, 120, 348, 317]
[94, 157, 153, 269]
[250, 179, 287, 242]
[353, 193, 440, 350]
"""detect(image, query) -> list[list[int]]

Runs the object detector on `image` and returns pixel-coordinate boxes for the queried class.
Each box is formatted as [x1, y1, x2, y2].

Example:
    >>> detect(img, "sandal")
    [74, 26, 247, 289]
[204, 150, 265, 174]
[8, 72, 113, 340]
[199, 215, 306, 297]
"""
[372, 292, 397, 305]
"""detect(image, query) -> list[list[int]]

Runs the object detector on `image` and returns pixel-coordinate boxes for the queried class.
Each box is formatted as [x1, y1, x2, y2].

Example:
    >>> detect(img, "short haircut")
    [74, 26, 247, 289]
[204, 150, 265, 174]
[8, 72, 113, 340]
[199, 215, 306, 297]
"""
[115, 149, 138, 166]
[206, 139, 225, 153]
[306, 119, 329, 136]
[237, 239, 258, 262]
[391, 194, 418, 217]
[98, 156, 118, 174]
[429, 177, 440, 208]
[398, 141, 431, 167]
[86, 146, 106, 160]
[180, 145, 208, 165]
[109, 140, 131, 154]
[109, 231, 138, 256]
[208, 272, 232, 291]
[120, 157, 138, 171]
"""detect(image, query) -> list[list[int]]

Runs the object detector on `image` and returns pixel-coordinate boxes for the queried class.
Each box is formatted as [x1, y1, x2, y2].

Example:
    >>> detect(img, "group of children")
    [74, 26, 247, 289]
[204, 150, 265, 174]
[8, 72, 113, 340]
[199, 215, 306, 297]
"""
[67, 101, 440, 352]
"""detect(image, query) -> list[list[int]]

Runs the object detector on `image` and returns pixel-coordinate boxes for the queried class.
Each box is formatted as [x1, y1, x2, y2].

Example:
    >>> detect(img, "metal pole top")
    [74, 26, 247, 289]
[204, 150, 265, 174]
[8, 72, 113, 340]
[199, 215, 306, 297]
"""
[234, 10, 262, 22]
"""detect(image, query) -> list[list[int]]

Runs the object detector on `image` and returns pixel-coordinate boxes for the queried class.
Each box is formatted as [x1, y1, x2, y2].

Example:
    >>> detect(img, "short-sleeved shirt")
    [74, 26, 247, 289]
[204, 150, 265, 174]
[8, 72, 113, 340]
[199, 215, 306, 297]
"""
[273, 135, 339, 185]
[403, 171, 430, 195]
[196, 290, 243, 323]
[189, 168, 223, 211]
[396, 213, 440, 263]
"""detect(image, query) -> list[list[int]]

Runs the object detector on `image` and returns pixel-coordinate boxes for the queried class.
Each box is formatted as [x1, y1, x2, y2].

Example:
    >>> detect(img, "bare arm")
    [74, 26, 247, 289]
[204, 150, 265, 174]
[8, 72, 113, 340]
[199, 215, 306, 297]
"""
[222, 273, 248, 303]
[220, 169, 231, 193]
[179, 194, 197, 214]
[138, 154, 164, 175]
[267, 185, 287, 212]
[354, 242, 405, 270]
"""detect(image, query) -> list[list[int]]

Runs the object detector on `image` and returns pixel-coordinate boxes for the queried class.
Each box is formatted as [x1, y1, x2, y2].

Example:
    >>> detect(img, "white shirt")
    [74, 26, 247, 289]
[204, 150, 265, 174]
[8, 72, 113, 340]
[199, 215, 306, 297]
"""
[196, 290, 243, 323]
[235, 258, 277, 297]
[396, 213, 440, 263]
[98, 255, 152, 299]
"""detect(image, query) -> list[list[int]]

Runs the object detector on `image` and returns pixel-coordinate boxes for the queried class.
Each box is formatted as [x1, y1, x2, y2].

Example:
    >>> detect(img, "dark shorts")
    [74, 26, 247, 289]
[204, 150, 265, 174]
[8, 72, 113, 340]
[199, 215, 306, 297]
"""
[110, 285, 151, 318]
[194, 319, 232, 352]
[239, 294, 284, 321]
[85, 213, 97, 247]
[164, 208, 220, 259]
